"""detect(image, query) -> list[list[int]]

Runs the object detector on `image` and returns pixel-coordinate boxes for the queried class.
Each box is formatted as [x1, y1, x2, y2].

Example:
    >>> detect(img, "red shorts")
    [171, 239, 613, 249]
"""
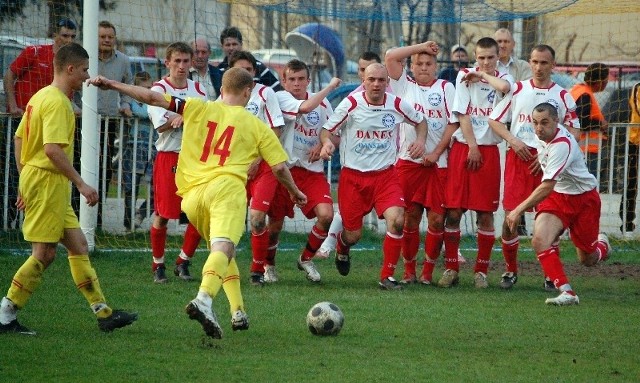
[536, 189, 601, 253]
[247, 161, 279, 213]
[412, 166, 448, 216]
[396, 159, 429, 211]
[338, 167, 405, 231]
[154, 151, 182, 219]
[270, 167, 333, 221]
[503, 148, 542, 211]
[445, 141, 500, 212]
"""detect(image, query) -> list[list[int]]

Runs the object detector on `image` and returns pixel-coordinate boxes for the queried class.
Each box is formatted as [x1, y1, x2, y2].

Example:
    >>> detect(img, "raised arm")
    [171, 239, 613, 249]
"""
[298, 77, 342, 113]
[384, 41, 439, 80]
[88, 76, 171, 110]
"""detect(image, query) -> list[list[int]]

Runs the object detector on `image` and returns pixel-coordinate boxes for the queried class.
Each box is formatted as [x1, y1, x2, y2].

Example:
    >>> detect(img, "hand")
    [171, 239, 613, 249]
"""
[120, 106, 133, 118]
[8, 103, 24, 117]
[78, 183, 99, 207]
[308, 143, 322, 162]
[320, 141, 335, 160]
[247, 158, 261, 180]
[509, 139, 532, 161]
[329, 77, 342, 90]
[466, 145, 482, 170]
[423, 152, 439, 167]
[421, 41, 439, 55]
[87, 76, 113, 90]
[505, 210, 521, 233]
[169, 115, 184, 129]
[407, 140, 426, 159]
[528, 159, 542, 175]
[290, 190, 307, 207]
[15, 194, 25, 211]
[461, 71, 484, 84]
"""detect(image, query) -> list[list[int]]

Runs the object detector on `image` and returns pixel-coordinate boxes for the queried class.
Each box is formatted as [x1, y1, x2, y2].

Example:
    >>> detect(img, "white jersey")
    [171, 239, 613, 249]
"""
[452, 67, 513, 145]
[149, 77, 208, 152]
[390, 70, 456, 168]
[539, 125, 597, 195]
[323, 91, 424, 172]
[491, 80, 580, 148]
[276, 90, 333, 172]
[221, 83, 284, 129]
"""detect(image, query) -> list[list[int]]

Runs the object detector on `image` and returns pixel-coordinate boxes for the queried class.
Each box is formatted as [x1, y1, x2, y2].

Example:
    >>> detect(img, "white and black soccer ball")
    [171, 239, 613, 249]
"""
[306, 301, 344, 336]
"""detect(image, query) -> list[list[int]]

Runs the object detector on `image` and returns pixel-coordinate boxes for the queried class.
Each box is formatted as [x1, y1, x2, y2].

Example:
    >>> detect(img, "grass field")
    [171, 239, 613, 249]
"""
[0, 233, 639, 382]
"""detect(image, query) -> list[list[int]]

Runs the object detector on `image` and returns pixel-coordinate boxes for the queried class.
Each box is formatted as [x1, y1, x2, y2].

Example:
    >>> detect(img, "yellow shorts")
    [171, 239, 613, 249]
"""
[181, 176, 247, 246]
[19, 165, 79, 243]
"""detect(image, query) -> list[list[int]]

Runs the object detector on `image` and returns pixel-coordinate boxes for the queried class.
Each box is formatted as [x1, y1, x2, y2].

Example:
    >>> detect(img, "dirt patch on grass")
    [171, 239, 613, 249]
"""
[489, 261, 639, 279]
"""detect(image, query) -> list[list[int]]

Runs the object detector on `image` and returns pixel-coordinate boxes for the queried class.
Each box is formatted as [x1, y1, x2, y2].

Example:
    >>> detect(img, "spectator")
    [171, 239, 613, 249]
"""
[2, 17, 78, 228]
[0, 43, 137, 335]
[217, 26, 282, 91]
[570, 63, 609, 181]
[122, 71, 157, 230]
[97, 20, 133, 227]
[494, 28, 532, 81]
[438, 44, 469, 85]
[619, 82, 640, 235]
[189, 37, 222, 99]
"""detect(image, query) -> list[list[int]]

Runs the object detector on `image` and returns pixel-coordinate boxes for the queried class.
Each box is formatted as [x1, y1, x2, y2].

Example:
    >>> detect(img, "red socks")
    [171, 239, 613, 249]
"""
[502, 236, 519, 273]
[301, 225, 328, 262]
[443, 229, 461, 272]
[475, 230, 495, 274]
[381, 232, 403, 280]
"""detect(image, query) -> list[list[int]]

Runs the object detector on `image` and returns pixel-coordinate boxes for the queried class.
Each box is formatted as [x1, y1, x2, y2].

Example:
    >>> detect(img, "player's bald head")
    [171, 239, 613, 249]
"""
[221, 67, 253, 95]
[364, 62, 387, 79]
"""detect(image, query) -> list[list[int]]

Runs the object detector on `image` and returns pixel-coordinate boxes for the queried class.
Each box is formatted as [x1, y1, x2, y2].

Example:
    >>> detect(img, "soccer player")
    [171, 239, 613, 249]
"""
[489, 44, 580, 290]
[320, 63, 427, 290]
[0, 43, 138, 335]
[89, 67, 307, 338]
[505, 103, 611, 305]
[441, 37, 512, 289]
[225, 51, 285, 285]
[385, 41, 459, 285]
[147, 42, 208, 284]
[266, 59, 341, 283]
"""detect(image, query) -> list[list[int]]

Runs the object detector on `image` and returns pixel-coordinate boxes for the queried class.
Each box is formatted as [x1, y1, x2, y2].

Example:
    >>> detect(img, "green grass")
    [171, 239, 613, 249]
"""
[0, 233, 639, 382]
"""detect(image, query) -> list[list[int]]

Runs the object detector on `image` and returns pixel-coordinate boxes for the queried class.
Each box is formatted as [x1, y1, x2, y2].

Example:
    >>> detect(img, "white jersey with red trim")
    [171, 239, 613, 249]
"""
[149, 77, 208, 152]
[491, 79, 580, 148]
[539, 125, 597, 195]
[390, 70, 456, 168]
[323, 91, 424, 172]
[221, 83, 284, 129]
[452, 67, 513, 145]
[276, 90, 333, 172]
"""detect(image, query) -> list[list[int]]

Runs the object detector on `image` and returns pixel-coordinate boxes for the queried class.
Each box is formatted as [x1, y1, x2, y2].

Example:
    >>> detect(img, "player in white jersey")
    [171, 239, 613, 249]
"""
[384, 41, 460, 285]
[488, 44, 580, 290]
[258, 59, 342, 283]
[320, 63, 427, 290]
[505, 103, 611, 305]
[442, 37, 513, 289]
[224, 51, 287, 286]
[147, 43, 208, 284]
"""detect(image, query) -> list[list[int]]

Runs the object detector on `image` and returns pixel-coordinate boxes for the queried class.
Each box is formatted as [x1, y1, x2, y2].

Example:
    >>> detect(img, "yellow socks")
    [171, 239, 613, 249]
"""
[7, 256, 45, 309]
[222, 258, 245, 313]
[68, 255, 112, 318]
[200, 251, 229, 298]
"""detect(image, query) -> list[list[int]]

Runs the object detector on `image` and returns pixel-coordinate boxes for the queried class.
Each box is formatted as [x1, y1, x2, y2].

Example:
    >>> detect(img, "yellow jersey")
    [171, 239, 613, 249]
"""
[15, 85, 76, 173]
[170, 96, 289, 196]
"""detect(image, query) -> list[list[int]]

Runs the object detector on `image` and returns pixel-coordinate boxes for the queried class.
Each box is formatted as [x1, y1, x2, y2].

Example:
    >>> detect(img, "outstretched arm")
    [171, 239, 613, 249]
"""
[298, 77, 342, 113]
[88, 76, 171, 110]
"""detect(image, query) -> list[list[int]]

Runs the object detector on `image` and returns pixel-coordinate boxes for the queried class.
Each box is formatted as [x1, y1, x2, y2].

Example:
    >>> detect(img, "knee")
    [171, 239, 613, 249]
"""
[428, 215, 445, 231]
[343, 230, 361, 246]
[579, 254, 598, 267]
[531, 236, 548, 253]
[249, 212, 267, 232]
[316, 213, 334, 231]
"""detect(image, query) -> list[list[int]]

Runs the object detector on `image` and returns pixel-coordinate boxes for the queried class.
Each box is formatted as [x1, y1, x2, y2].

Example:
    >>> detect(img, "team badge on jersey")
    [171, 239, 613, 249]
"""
[428, 92, 442, 107]
[306, 110, 320, 126]
[487, 90, 496, 104]
[546, 98, 560, 110]
[382, 113, 396, 128]
[246, 102, 259, 115]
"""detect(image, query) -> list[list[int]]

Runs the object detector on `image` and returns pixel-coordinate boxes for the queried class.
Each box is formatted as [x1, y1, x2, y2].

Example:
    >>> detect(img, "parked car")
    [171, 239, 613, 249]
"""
[129, 56, 164, 82]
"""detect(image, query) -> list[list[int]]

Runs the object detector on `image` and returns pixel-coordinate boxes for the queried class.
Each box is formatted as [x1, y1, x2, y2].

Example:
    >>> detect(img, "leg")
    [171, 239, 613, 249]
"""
[263, 218, 283, 283]
[473, 211, 495, 288]
[500, 209, 520, 289]
[400, 203, 423, 284]
[150, 214, 170, 283]
[438, 208, 463, 287]
[248, 209, 269, 285]
[379, 206, 405, 289]
[619, 143, 638, 233]
[316, 211, 343, 258]
[174, 222, 202, 280]
[421, 209, 445, 284]
[298, 203, 333, 283]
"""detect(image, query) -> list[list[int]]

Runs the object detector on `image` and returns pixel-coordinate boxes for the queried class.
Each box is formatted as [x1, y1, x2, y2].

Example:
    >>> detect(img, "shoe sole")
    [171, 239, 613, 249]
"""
[98, 312, 139, 332]
[185, 303, 222, 339]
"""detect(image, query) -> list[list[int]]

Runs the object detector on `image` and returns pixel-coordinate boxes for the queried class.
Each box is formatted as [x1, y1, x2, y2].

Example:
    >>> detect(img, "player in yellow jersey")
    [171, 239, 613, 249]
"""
[89, 67, 307, 339]
[0, 43, 138, 335]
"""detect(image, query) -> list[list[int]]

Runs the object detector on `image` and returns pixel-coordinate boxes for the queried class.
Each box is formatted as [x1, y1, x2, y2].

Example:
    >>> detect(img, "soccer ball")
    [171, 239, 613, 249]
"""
[306, 301, 344, 336]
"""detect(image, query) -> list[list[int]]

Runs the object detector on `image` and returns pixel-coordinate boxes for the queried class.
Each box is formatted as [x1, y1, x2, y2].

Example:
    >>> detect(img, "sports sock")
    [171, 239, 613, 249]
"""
[401, 229, 420, 277]
[178, 223, 201, 263]
[336, 231, 351, 257]
[475, 229, 495, 274]
[443, 228, 461, 272]
[381, 232, 403, 280]
[537, 246, 569, 289]
[7, 256, 45, 309]
[320, 214, 342, 253]
[222, 258, 244, 314]
[266, 240, 278, 266]
[596, 240, 609, 262]
[250, 229, 269, 273]
[68, 255, 112, 318]
[150, 225, 167, 270]
[422, 228, 444, 281]
[502, 236, 520, 273]
[301, 225, 328, 261]
[200, 251, 229, 298]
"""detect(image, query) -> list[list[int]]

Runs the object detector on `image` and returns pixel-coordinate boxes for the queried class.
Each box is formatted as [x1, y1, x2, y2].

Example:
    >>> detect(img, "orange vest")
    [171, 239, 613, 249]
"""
[570, 83, 606, 154]
[629, 83, 640, 145]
